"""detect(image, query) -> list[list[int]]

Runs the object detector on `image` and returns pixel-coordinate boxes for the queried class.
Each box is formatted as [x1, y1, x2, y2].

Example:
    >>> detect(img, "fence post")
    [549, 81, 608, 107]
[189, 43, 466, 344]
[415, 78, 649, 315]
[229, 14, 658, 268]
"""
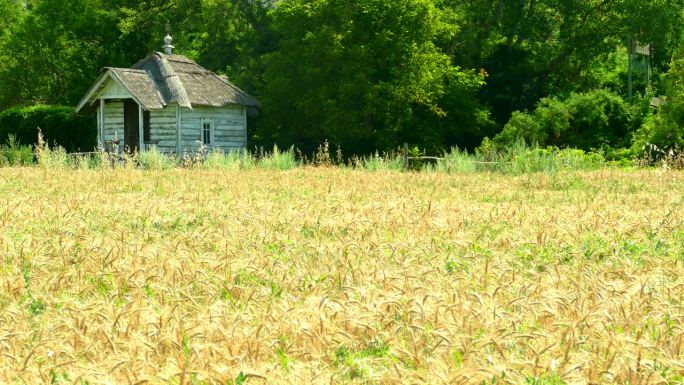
[259, 146, 264, 160]
[403, 142, 409, 170]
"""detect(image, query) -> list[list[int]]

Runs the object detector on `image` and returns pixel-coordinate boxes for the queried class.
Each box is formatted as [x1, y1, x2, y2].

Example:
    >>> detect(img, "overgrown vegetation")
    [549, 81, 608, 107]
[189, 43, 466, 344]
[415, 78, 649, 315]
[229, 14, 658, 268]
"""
[493, 90, 645, 152]
[435, 142, 606, 174]
[632, 56, 684, 153]
[1, 167, 684, 384]
[0, 0, 683, 157]
[0, 135, 33, 166]
[25, 141, 612, 174]
[0, 105, 95, 152]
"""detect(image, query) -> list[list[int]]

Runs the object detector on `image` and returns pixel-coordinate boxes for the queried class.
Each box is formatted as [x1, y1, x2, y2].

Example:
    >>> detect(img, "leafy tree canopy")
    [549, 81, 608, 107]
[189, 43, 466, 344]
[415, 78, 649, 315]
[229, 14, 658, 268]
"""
[256, 0, 487, 153]
[0, 0, 682, 155]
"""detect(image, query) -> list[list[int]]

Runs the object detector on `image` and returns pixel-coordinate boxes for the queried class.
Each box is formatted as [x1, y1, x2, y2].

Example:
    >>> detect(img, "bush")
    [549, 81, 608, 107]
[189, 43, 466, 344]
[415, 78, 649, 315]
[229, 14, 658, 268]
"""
[203, 149, 256, 170]
[495, 89, 643, 151]
[435, 147, 478, 173]
[70, 153, 99, 169]
[139, 146, 175, 170]
[355, 152, 404, 172]
[0, 135, 34, 166]
[472, 140, 606, 174]
[507, 146, 604, 174]
[260, 145, 298, 170]
[631, 57, 684, 154]
[0, 105, 96, 152]
[35, 130, 69, 168]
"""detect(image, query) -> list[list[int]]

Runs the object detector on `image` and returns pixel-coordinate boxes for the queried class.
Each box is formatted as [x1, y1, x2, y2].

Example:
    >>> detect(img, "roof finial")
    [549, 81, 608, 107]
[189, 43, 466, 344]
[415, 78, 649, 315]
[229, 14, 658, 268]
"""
[163, 25, 174, 55]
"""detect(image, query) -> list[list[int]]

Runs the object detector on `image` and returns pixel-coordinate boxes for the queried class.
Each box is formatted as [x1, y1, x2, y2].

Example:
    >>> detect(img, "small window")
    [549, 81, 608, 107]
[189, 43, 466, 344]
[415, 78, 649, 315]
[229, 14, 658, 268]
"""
[202, 120, 213, 145]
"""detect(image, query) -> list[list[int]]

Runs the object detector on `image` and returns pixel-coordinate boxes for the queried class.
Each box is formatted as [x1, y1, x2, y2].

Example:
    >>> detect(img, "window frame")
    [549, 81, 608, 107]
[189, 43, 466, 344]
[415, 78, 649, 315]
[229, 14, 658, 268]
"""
[201, 118, 214, 146]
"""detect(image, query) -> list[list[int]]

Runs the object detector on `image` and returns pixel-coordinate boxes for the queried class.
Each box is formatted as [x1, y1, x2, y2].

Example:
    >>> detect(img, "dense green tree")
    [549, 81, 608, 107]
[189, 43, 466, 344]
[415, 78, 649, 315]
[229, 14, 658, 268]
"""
[116, 0, 273, 91]
[0, 0, 24, 98]
[0, 0, 272, 107]
[0, 0, 125, 106]
[632, 55, 684, 152]
[0, 0, 681, 154]
[448, 0, 684, 127]
[0, 0, 21, 34]
[257, 0, 487, 154]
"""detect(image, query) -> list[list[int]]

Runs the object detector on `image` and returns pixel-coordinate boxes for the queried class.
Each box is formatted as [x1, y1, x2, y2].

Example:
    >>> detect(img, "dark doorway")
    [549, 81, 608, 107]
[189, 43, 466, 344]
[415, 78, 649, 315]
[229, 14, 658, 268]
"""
[123, 99, 140, 152]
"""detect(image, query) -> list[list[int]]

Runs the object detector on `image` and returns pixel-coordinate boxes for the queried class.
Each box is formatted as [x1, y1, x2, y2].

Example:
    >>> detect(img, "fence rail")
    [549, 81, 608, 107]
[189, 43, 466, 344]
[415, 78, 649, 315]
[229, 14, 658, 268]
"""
[401, 143, 503, 169]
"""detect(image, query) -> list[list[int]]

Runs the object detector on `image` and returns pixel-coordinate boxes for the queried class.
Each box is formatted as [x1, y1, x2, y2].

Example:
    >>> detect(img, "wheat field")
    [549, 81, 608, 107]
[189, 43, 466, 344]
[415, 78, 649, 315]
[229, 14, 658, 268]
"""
[1, 167, 684, 385]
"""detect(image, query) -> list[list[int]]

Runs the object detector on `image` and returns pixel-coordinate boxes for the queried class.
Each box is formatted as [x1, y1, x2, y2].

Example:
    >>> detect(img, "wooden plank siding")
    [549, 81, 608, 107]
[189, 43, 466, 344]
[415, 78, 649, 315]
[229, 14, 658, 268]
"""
[99, 102, 248, 154]
[97, 79, 132, 100]
[149, 104, 178, 153]
[102, 101, 124, 147]
[179, 105, 247, 153]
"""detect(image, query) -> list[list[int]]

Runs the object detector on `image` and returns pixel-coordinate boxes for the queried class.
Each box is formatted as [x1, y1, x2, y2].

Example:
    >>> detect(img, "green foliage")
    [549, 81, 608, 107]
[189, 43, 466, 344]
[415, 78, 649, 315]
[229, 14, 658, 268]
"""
[0, 135, 34, 166]
[138, 146, 176, 170]
[70, 153, 99, 169]
[202, 149, 256, 170]
[0, 0, 125, 106]
[504, 146, 605, 174]
[230, 371, 247, 385]
[276, 345, 291, 373]
[0, 0, 683, 156]
[259, 145, 298, 170]
[525, 374, 566, 385]
[632, 57, 684, 152]
[258, 0, 486, 154]
[435, 147, 477, 174]
[436, 142, 605, 175]
[333, 339, 390, 380]
[458, 0, 684, 126]
[357, 152, 405, 172]
[24, 138, 609, 174]
[0, 105, 95, 152]
[35, 143, 69, 169]
[494, 89, 643, 151]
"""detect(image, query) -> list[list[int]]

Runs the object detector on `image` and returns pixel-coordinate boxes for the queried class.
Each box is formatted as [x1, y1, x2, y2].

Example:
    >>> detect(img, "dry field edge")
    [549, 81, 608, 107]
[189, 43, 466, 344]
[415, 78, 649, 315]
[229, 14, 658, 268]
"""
[1, 167, 684, 385]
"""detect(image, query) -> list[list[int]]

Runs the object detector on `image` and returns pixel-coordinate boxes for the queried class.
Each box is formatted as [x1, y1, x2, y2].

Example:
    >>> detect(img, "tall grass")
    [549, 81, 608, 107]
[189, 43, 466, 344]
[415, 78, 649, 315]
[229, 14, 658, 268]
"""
[434, 141, 606, 174]
[35, 130, 69, 168]
[356, 152, 405, 171]
[259, 145, 298, 170]
[0, 135, 34, 166]
[495, 141, 605, 174]
[25, 135, 608, 174]
[202, 148, 256, 170]
[138, 146, 175, 170]
[434, 147, 478, 173]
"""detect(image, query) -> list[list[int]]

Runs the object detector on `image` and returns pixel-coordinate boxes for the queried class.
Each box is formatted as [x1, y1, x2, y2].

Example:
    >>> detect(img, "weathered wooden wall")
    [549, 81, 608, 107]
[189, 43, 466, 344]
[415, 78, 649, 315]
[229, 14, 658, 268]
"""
[179, 105, 247, 153]
[99, 102, 247, 154]
[97, 80, 132, 100]
[149, 104, 178, 153]
[101, 101, 124, 147]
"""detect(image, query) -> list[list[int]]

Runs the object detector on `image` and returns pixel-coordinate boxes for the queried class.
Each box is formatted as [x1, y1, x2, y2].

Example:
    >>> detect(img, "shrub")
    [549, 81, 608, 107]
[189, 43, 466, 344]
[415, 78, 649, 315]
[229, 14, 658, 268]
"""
[356, 152, 404, 172]
[0, 105, 96, 152]
[0, 135, 34, 166]
[35, 130, 69, 168]
[203, 149, 256, 170]
[139, 146, 175, 170]
[495, 89, 643, 151]
[260, 145, 298, 170]
[631, 57, 684, 153]
[472, 140, 606, 174]
[435, 147, 478, 173]
[70, 153, 98, 169]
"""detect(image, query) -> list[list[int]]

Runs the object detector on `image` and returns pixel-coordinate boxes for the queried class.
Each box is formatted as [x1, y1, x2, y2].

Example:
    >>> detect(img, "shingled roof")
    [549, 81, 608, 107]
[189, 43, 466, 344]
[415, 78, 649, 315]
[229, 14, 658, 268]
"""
[76, 52, 259, 112]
